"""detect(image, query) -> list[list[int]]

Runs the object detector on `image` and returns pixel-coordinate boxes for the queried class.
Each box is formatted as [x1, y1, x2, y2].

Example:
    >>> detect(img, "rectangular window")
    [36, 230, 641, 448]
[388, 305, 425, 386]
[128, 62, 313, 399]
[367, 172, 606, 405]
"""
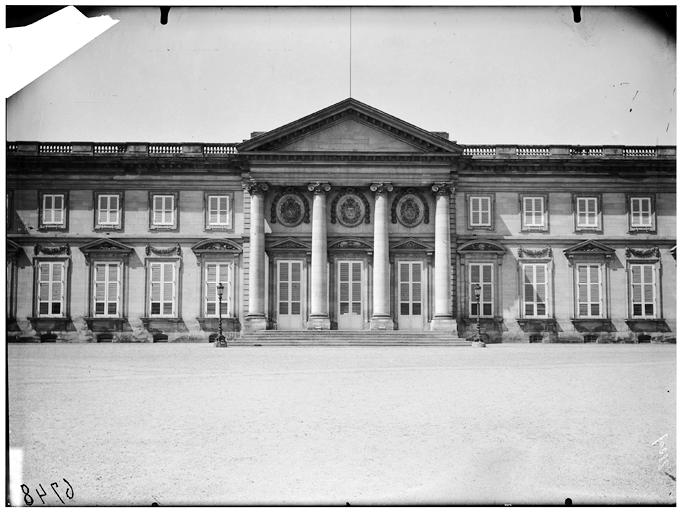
[148, 261, 177, 317]
[206, 195, 231, 228]
[152, 195, 175, 226]
[522, 263, 549, 318]
[42, 194, 65, 226]
[630, 263, 656, 318]
[630, 197, 653, 228]
[37, 261, 66, 317]
[576, 197, 597, 228]
[205, 262, 232, 317]
[522, 196, 546, 229]
[469, 196, 491, 227]
[468, 263, 494, 317]
[93, 262, 121, 317]
[576, 264, 602, 318]
[96, 194, 121, 227]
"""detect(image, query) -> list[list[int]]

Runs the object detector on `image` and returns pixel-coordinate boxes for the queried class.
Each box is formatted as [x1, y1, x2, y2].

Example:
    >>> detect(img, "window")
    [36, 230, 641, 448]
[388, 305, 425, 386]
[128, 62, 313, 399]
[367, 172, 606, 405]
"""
[521, 263, 549, 318]
[93, 262, 121, 317]
[204, 262, 232, 317]
[36, 260, 67, 317]
[467, 194, 493, 229]
[629, 263, 657, 318]
[468, 263, 494, 317]
[576, 264, 603, 318]
[574, 195, 601, 231]
[520, 195, 548, 231]
[629, 196, 655, 231]
[95, 192, 123, 230]
[205, 194, 232, 230]
[150, 193, 178, 230]
[148, 261, 178, 317]
[39, 192, 67, 230]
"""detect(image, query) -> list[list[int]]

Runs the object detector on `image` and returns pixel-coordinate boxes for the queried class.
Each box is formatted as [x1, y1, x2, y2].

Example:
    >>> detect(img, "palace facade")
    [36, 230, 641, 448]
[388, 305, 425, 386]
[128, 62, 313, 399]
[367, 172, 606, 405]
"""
[6, 99, 676, 343]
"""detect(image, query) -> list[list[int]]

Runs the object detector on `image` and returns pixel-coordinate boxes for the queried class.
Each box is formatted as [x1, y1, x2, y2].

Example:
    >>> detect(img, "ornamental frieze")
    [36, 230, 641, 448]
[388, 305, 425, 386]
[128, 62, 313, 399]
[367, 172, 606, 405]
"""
[518, 247, 553, 259]
[270, 188, 310, 227]
[330, 188, 371, 227]
[391, 188, 429, 227]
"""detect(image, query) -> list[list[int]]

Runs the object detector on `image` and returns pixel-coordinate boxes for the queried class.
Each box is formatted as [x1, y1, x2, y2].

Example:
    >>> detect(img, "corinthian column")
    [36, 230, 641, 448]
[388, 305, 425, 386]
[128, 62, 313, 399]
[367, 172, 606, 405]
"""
[370, 182, 394, 330]
[307, 182, 331, 330]
[244, 180, 269, 332]
[430, 182, 458, 332]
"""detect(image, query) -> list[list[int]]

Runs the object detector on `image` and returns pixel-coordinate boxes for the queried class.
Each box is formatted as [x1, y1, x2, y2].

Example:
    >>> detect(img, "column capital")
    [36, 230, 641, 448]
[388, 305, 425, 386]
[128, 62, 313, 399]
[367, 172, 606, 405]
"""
[243, 180, 269, 196]
[431, 182, 454, 196]
[307, 182, 332, 194]
[369, 182, 394, 194]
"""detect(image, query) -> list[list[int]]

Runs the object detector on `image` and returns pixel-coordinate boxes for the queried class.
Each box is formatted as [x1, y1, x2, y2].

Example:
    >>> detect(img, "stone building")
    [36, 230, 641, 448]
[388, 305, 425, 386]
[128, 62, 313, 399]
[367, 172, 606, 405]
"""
[6, 98, 676, 343]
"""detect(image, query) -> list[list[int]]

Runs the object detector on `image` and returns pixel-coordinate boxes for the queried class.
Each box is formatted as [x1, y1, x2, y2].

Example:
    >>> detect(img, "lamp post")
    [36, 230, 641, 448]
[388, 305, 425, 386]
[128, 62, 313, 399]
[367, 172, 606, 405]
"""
[216, 282, 226, 347]
[473, 283, 486, 347]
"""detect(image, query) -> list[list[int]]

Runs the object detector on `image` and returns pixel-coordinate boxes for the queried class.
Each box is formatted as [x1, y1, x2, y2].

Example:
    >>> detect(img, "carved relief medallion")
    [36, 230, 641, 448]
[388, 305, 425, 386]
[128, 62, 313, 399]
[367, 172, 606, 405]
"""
[396, 194, 424, 227]
[336, 194, 366, 227]
[276, 194, 306, 227]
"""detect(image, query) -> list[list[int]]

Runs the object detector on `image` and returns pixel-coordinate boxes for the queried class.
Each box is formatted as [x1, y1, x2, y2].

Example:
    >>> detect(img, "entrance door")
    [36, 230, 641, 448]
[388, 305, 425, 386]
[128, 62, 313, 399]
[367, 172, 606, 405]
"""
[338, 260, 363, 330]
[397, 261, 423, 331]
[277, 260, 303, 330]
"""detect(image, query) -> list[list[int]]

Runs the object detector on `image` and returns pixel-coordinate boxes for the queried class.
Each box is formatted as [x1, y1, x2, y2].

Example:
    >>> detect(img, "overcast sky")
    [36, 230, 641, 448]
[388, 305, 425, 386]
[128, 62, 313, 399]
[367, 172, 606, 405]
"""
[6, 6, 676, 145]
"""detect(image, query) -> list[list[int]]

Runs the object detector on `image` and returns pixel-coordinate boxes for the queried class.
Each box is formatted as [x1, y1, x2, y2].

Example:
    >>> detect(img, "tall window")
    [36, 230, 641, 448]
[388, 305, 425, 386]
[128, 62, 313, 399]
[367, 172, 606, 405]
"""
[576, 264, 603, 318]
[93, 262, 121, 317]
[148, 261, 178, 317]
[575, 196, 600, 230]
[37, 260, 67, 317]
[629, 197, 653, 229]
[206, 194, 232, 229]
[205, 262, 232, 317]
[150, 193, 178, 230]
[521, 195, 548, 231]
[40, 192, 67, 229]
[468, 195, 492, 228]
[522, 263, 549, 318]
[468, 263, 494, 317]
[95, 193, 123, 230]
[629, 263, 657, 318]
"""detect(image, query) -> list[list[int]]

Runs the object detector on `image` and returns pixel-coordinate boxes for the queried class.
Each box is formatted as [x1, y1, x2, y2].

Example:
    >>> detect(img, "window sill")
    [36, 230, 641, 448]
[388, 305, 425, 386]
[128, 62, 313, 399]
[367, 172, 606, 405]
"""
[197, 317, 241, 332]
[626, 319, 670, 332]
[140, 317, 188, 332]
[628, 227, 656, 234]
[28, 316, 75, 332]
[38, 225, 68, 232]
[84, 317, 132, 332]
[94, 226, 123, 232]
[571, 318, 615, 332]
[516, 318, 557, 332]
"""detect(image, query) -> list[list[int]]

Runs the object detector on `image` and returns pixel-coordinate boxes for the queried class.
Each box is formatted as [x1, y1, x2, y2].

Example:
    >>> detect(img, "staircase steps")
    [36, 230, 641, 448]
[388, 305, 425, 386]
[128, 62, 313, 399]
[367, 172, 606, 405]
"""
[232, 330, 471, 347]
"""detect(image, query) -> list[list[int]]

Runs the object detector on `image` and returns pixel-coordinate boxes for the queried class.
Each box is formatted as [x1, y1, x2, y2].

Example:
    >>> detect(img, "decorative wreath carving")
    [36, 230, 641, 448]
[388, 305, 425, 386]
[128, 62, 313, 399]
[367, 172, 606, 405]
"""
[35, 243, 70, 256]
[270, 188, 310, 226]
[391, 188, 429, 225]
[330, 188, 371, 226]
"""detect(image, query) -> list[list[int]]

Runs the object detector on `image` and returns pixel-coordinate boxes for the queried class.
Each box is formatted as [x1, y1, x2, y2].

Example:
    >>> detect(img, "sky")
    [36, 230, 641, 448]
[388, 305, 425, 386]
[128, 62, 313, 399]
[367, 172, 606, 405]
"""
[5, 5, 677, 145]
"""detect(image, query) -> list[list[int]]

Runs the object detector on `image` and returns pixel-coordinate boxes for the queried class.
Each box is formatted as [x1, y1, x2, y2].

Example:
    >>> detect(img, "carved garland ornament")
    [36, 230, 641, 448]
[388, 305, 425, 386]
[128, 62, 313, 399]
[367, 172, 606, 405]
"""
[270, 188, 310, 227]
[518, 247, 553, 259]
[146, 243, 182, 256]
[35, 243, 70, 256]
[626, 247, 660, 259]
[391, 188, 429, 226]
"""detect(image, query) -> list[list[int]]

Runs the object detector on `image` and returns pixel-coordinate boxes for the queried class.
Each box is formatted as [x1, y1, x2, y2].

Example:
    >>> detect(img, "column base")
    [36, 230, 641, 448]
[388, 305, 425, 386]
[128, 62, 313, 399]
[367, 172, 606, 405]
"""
[243, 315, 267, 333]
[430, 316, 458, 332]
[307, 315, 330, 330]
[370, 315, 395, 330]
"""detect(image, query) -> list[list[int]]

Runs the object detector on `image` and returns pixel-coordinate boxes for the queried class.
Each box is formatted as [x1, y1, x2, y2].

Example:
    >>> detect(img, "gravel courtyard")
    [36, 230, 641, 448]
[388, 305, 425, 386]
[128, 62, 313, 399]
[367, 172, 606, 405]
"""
[8, 343, 675, 506]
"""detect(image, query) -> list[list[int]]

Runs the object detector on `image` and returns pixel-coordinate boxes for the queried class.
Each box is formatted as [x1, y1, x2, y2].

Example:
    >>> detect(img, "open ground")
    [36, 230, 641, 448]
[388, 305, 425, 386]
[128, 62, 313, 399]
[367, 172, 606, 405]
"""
[7, 343, 676, 506]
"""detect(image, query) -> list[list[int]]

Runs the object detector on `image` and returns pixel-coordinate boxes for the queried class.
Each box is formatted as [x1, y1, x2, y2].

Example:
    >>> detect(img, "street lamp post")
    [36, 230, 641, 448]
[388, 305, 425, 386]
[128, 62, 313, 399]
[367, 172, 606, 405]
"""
[216, 282, 227, 347]
[473, 283, 486, 347]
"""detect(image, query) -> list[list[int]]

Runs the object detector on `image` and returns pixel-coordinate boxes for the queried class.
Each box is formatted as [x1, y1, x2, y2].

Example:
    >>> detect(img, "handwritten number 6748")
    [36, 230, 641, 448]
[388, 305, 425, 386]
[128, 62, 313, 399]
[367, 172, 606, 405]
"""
[20, 479, 73, 506]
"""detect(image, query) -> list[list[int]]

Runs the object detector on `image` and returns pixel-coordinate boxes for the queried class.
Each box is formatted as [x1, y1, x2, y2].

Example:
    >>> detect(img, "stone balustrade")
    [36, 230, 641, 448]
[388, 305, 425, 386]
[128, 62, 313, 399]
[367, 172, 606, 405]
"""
[6, 142, 674, 159]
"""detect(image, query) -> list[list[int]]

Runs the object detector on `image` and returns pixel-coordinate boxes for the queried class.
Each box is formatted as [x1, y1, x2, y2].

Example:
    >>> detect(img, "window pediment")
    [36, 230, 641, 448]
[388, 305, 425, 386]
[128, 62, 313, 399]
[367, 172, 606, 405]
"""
[457, 240, 506, 254]
[191, 239, 242, 258]
[80, 238, 134, 261]
[564, 240, 615, 263]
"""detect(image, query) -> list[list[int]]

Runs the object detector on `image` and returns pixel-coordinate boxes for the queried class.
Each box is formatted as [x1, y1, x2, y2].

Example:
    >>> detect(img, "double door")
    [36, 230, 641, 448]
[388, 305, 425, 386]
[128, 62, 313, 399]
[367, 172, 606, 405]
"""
[277, 260, 304, 330]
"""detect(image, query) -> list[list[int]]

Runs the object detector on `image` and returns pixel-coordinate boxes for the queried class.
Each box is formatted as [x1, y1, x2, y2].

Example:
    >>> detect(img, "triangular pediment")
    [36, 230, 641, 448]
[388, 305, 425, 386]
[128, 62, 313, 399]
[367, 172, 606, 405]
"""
[564, 240, 615, 257]
[391, 238, 433, 252]
[80, 238, 134, 256]
[237, 98, 462, 154]
[6, 239, 21, 255]
[268, 238, 311, 251]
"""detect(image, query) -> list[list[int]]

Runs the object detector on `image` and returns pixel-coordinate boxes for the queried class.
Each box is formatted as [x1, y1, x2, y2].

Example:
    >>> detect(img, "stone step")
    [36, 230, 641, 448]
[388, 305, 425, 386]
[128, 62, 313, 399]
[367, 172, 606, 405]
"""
[235, 330, 470, 346]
